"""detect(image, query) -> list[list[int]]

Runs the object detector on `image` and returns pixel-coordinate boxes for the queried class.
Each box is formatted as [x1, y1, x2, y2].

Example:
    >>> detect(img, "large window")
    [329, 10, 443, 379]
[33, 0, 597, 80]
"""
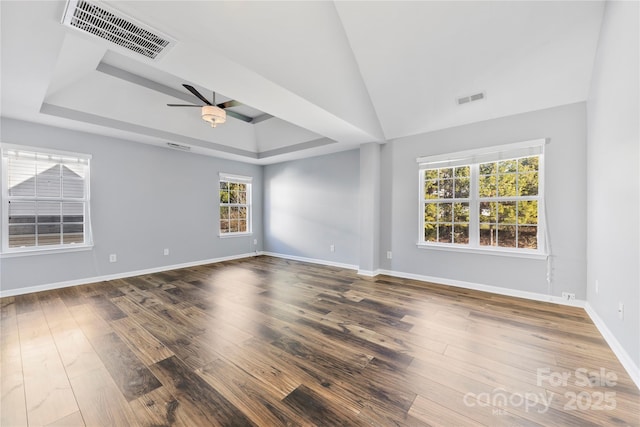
[418, 139, 546, 255]
[1, 144, 92, 254]
[219, 173, 252, 236]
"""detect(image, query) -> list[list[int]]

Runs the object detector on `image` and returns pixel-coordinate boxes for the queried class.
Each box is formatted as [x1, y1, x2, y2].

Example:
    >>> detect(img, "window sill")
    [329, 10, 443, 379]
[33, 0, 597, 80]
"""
[219, 232, 253, 239]
[0, 244, 93, 258]
[416, 242, 548, 260]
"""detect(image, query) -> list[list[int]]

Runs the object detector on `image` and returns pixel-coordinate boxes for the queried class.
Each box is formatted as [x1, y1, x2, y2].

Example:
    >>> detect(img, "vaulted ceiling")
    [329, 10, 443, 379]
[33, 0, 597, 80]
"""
[1, 1, 604, 164]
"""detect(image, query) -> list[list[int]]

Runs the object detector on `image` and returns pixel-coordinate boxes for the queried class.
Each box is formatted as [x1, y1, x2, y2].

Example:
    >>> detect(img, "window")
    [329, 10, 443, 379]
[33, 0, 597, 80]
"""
[1, 144, 92, 254]
[418, 139, 546, 255]
[219, 173, 252, 236]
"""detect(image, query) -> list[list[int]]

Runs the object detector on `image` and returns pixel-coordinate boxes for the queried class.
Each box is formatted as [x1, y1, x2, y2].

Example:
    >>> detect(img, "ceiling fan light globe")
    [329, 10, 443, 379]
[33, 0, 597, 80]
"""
[201, 105, 226, 127]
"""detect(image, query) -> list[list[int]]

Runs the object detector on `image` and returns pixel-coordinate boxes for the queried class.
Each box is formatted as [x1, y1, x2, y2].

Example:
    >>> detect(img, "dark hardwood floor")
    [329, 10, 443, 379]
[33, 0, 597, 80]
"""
[1, 256, 638, 426]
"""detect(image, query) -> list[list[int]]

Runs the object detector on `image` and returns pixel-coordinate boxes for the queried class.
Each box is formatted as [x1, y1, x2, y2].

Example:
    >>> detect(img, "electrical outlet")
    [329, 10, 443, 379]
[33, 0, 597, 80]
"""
[253, 239, 258, 245]
[330, 244, 335, 253]
[163, 248, 169, 256]
[561, 292, 575, 301]
[387, 251, 393, 259]
[618, 302, 624, 320]
[109, 254, 117, 263]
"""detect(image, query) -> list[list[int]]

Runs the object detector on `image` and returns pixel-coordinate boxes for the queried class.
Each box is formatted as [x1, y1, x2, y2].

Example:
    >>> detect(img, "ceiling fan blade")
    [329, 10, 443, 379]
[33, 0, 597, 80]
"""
[226, 110, 253, 123]
[217, 100, 242, 109]
[167, 104, 203, 107]
[183, 84, 212, 105]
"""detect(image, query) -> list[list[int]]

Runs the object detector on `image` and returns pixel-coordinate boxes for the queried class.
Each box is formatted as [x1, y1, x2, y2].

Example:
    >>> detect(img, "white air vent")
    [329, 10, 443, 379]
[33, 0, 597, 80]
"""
[61, 0, 174, 60]
[167, 142, 191, 152]
[457, 92, 486, 106]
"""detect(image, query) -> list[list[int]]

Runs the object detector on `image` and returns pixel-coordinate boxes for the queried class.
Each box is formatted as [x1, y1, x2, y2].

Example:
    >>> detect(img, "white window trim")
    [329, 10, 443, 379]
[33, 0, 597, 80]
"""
[416, 138, 548, 257]
[1, 143, 93, 256]
[218, 172, 253, 238]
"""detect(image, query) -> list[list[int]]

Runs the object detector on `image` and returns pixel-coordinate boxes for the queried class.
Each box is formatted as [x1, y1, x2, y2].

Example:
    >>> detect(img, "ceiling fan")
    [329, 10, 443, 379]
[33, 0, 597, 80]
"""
[167, 84, 252, 127]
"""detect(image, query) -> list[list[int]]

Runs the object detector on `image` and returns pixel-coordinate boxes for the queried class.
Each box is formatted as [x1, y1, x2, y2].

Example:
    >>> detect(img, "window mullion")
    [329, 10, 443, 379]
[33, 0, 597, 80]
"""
[469, 164, 479, 246]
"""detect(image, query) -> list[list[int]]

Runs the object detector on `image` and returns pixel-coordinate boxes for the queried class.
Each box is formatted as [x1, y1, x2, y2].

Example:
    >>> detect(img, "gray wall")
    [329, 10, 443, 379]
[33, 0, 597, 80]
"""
[586, 1, 639, 369]
[379, 102, 588, 298]
[0, 118, 263, 293]
[263, 149, 360, 266]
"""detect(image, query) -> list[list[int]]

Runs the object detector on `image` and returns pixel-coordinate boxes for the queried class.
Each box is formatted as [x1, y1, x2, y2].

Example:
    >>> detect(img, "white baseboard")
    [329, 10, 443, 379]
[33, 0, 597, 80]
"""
[374, 268, 586, 308]
[262, 251, 358, 271]
[0, 252, 260, 298]
[584, 303, 640, 390]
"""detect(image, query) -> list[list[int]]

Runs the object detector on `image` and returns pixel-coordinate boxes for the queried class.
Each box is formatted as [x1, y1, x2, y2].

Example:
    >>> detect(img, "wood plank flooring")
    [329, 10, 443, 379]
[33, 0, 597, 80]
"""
[1, 255, 638, 426]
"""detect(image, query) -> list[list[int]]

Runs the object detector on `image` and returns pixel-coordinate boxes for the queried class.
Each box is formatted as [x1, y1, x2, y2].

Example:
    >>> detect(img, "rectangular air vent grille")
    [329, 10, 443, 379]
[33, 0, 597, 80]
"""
[62, 0, 173, 60]
[457, 92, 486, 105]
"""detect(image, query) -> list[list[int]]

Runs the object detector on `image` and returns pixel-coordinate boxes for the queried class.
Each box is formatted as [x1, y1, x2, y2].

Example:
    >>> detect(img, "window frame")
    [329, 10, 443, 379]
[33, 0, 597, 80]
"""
[218, 172, 253, 238]
[1, 143, 93, 257]
[417, 139, 548, 259]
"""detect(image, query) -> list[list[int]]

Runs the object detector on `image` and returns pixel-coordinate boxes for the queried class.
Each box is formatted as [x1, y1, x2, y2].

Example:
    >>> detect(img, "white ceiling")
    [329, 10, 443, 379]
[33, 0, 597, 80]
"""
[1, 1, 605, 164]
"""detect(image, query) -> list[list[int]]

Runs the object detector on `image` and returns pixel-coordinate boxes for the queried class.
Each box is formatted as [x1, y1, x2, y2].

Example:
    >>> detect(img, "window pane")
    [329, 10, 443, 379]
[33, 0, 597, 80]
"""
[518, 156, 538, 172]
[455, 177, 470, 198]
[440, 179, 453, 198]
[38, 223, 61, 246]
[62, 202, 84, 223]
[230, 188, 240, 203]
[479, 202, 496, 223]
[230, 206, 239, 220]
[36, 163, 61, 197]
[479, 175, 496, 197]
[497, 225, 517, 248]
[238, 207, 247, 221]
[437, 203, 452, 222]
[63, 224, 84, 244]
[9, 224, 35, 247]
[453, 203, 469, 223]
[239, 220, 247, 233]
[438, 224, 452, 243]
[220, 181, 228, 190]
[63, 177, 84, 198]
[498, 159, 517, 174]
[439, 168, 453, 179]
[518, 201, 538, 225]
[8, 158, 36, 196]
[8, 201, 36, 224]
[455, 166, 470, 178]
[497, 173, 517, 197]
[518, 172, 538, 196]
[425, 203, 437, 223]
[425, 180, 438, 199]
[479, 224, 496, 246]
[518, 226, 538, 249]
[38, 201, 61, 223]
[219, 188, 229, 203]
[63, 163, 85, 178]
[479, 162, 496, 175]
[424, 223, 437, 242]
[220, 206, 229, 220]
[453, 224, 469, 244]
[229, 219, 240, 233]
[238, 191, 247, 204]
[498, 202, 516, 224]
[220, 220, 229, 232]
[424, 169, 438, 180]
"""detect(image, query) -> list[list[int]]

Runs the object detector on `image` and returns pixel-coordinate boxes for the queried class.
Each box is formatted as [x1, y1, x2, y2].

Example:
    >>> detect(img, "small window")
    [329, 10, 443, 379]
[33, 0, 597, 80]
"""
[418, 139, 546, 255]
[1, 144, 92, 254]
[219, 173, 252, 236]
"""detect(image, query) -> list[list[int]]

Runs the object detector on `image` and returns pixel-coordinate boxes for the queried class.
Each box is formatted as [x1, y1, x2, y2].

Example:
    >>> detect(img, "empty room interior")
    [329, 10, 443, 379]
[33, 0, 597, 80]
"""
[1, 1, 639, 426]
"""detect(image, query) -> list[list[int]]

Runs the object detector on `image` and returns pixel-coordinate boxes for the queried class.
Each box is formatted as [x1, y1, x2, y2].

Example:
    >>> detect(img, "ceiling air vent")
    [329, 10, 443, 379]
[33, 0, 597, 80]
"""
[457, 92, 486, 106]
[167, 142, 191, 152]
[61, 0, 174, 60]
